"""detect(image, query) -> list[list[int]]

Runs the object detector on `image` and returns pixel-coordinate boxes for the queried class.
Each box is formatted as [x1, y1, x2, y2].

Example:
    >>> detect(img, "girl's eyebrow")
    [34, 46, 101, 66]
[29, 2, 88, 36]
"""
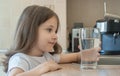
[49, 25, 54, 28]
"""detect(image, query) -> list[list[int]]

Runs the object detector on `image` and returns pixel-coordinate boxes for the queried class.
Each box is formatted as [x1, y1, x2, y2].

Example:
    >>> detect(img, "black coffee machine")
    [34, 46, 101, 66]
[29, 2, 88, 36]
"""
[67, 23, 83, 52]
[96, 19, 120, 55]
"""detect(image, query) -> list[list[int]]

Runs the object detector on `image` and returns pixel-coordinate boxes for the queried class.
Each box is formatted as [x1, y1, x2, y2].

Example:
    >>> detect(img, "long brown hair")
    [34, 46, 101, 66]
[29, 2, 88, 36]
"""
[3, 5, 62, 72]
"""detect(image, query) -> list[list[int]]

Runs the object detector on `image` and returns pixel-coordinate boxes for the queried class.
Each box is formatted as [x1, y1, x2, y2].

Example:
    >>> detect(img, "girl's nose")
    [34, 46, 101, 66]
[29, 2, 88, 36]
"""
[52, 33, 58, 40]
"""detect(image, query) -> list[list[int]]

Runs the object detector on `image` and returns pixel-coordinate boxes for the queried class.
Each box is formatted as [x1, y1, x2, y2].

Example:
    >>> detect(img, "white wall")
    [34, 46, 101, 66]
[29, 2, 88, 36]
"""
[0, 0, 11, 49]
[0, 0, 67, 51]
[54, 0, 67, 50]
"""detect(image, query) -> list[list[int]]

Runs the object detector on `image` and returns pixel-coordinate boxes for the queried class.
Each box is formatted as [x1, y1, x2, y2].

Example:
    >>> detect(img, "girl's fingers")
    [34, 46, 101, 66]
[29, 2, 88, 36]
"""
[94, 47, 101, 52]
[97, 53, 100, 57]
[97, 57, 100, 61]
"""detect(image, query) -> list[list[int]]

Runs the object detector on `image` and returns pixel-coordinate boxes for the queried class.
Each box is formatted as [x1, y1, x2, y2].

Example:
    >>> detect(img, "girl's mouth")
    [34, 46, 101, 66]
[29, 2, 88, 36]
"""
[48, 42, 55, 45]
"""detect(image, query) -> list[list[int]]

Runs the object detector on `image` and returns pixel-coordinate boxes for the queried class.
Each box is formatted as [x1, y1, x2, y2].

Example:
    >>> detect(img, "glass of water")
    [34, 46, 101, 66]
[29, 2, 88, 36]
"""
[79, 27, 100, 69]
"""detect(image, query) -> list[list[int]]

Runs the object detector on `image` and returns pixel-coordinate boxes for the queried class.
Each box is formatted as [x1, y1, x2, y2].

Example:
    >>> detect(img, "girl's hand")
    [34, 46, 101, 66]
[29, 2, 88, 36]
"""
[80, 47, 101, 62]
[32, 60, 61, 75]
[43, 60, 62, 71]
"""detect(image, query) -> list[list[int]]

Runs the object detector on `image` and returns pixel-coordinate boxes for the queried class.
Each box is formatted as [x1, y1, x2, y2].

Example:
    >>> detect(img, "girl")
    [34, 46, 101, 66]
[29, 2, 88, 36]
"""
[3, 5, 100, 76]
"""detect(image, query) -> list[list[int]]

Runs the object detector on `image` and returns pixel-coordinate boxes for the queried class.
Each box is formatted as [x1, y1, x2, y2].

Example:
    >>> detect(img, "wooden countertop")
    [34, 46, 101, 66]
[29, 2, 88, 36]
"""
[42, 63, 120, 76]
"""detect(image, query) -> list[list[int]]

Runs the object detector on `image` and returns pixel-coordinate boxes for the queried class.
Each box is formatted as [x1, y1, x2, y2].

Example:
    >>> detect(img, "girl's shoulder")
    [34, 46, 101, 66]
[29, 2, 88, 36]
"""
[8, 53, 31, 72]
[9, 53, 29, 61]
[11, 53, 27, 57]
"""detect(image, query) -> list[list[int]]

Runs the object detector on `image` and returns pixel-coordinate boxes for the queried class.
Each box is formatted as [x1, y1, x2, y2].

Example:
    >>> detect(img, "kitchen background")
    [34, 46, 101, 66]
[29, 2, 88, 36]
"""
[1, 0, 120, 52]
[0, 0, 120, 75]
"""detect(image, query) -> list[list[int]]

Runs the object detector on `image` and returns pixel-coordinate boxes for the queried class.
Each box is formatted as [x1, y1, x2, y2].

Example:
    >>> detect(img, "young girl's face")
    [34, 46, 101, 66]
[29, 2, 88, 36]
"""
[35, 16, 58, 52]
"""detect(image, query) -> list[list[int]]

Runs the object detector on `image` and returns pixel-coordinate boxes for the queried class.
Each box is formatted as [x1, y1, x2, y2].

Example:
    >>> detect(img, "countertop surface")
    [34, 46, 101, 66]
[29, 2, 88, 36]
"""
[98, 55, 120, 65]
[42, 63, 120, 76]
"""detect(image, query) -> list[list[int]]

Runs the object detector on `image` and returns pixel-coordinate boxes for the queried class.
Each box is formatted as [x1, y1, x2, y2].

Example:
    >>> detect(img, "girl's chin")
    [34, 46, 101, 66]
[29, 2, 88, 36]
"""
[45, 48, 53, 52]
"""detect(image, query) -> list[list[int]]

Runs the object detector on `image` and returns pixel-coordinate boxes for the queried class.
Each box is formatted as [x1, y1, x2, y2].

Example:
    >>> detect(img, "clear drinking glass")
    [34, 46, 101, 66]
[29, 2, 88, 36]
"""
[79, 27, 100, 69]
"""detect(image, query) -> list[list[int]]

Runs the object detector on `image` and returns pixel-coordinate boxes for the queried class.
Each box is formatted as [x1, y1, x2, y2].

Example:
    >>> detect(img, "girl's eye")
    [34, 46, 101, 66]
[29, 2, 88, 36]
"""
[47, 28, 52, 32]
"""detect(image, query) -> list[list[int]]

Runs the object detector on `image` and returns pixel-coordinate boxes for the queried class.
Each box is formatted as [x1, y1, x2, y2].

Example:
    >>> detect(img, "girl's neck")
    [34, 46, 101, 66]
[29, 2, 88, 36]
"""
[27, 48, 44, 57]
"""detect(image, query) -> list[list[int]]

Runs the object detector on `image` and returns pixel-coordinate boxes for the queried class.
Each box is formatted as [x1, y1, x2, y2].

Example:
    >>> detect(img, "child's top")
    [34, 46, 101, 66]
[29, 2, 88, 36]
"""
[7, 52, 60, 74]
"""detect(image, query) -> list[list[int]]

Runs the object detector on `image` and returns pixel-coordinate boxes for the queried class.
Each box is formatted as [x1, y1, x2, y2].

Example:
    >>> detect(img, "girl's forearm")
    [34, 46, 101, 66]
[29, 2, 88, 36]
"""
[16, 70, 40, 76]
[16, 67, 49, 76]
[59, 52, 81, 63]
